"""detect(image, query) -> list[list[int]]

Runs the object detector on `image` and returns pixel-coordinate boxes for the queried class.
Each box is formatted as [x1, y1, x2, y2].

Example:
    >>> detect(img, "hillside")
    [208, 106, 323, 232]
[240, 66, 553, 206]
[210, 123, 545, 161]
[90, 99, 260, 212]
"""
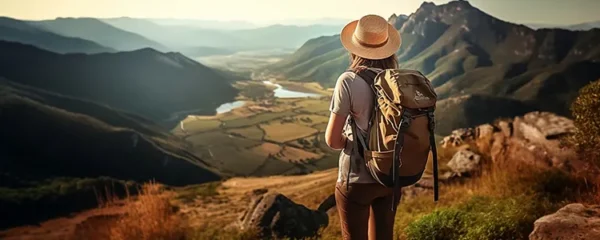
[0, 41, 238, 125]
[264, 0, 600, 122]
[0, 17, 112, 54]
[0, 79, 222, 185]
[30, 18, 167, 51]
[0, 79, 223, 229]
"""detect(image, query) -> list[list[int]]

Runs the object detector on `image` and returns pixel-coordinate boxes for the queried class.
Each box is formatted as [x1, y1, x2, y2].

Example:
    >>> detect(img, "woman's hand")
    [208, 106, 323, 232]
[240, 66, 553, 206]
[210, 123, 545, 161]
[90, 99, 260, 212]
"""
[325, 112, 348, 150]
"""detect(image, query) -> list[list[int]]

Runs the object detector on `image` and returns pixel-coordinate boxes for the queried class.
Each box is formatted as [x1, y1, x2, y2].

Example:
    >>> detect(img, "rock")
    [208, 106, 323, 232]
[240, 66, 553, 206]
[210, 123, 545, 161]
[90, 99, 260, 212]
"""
[441, 128, 476, 148]
[238, 192, 328, 239]
[516, 111, 576, 144]
[497, 120, 513, 137]
[529, 203, 600, 240]
[447, 149, 482, 176]
[317, 194, 336, 214]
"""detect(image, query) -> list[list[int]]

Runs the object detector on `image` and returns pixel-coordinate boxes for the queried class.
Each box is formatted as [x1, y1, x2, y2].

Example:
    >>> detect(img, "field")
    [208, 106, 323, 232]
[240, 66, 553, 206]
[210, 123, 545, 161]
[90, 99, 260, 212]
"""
[174, 97, 338, 176]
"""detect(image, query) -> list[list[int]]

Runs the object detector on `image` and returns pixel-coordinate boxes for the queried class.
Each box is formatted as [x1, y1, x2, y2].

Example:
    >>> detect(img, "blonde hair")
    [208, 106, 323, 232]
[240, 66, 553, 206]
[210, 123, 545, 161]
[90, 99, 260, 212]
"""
[348, 53, 399, 71]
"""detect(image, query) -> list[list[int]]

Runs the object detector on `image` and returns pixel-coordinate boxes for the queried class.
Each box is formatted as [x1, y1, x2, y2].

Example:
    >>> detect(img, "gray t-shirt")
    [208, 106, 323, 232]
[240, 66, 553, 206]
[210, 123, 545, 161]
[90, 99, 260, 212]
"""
[329, 71, 376, 184]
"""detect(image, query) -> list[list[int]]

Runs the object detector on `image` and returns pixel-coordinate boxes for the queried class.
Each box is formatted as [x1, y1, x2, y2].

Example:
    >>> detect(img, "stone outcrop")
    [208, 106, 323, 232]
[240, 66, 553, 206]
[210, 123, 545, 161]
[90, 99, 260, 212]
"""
[529, 203, 600, 240]
[447, 149, 482, 176]
[439, 111, 592, 174]
[238, 191, 328, 239]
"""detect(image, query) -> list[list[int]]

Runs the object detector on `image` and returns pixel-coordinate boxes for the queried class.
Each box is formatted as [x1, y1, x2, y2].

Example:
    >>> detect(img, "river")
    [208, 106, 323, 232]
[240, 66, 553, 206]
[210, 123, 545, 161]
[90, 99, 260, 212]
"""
[214, 81, 321, 114]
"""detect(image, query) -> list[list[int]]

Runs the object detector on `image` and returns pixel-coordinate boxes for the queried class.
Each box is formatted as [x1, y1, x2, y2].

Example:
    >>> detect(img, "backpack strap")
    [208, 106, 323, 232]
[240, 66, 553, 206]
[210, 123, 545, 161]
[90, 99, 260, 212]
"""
[344, 67, 381, 190]
[391, 110, 412, 211]
[427, 110, 439, 202]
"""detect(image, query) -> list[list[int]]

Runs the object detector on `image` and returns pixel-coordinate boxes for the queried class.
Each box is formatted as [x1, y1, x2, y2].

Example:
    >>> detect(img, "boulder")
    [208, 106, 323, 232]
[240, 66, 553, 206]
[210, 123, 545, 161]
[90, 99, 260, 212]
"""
[516, 111, 575, 144]
[238, 191, 328, 239]
[447, 149, 482, 176]
[529, 203, 600, 240]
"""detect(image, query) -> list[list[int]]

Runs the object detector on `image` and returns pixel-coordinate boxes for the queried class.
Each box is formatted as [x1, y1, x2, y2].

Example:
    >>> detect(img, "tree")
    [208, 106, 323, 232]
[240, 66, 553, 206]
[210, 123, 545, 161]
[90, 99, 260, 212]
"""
[570, 79, 600, 166]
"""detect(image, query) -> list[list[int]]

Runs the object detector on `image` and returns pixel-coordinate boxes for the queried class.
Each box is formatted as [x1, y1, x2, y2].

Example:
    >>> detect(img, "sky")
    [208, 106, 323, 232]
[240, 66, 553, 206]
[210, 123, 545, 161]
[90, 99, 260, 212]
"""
[1, 0, 599, 26]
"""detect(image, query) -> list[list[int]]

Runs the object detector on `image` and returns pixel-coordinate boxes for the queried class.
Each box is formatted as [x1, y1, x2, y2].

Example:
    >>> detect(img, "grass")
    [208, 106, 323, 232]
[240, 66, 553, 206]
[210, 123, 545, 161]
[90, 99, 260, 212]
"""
[261, 122, 319, 143]
[293, 114, 329, 127]
[176, 181, 222, 204]
[277, 145, 323, 163]
[223, 111, 297, 128]
[181, 119, 221, 133]
[204, 146, 267, 175]
[186, 131, 260, 148]
[249, 142, 282, 158]
[107, 183, 184, 240]
[405, 195, 548, 240]
[0, 177, 136, 229]
[226, 126, 265, 141]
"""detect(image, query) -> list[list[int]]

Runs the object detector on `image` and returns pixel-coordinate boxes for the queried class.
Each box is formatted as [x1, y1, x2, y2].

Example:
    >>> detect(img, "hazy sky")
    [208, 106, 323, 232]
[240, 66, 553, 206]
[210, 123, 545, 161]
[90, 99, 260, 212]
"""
[1, 0, 599, 25]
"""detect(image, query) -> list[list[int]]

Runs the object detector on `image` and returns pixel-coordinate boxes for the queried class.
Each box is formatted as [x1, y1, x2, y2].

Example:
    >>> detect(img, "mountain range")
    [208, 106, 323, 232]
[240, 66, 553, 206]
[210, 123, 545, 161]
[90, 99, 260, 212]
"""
[29, 17, 168, 51]
[0, 17, 113, 54]
[102, 17, 341, 51]
[264, 1, 600, 133]
[528, 21, 600, 31]
[0, 40, 238, 125]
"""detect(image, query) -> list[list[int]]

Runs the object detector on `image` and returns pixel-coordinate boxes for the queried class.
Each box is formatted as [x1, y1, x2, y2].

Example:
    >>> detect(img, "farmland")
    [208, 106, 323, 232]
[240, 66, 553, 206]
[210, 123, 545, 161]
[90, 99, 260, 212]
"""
[172, 96, 338, 176]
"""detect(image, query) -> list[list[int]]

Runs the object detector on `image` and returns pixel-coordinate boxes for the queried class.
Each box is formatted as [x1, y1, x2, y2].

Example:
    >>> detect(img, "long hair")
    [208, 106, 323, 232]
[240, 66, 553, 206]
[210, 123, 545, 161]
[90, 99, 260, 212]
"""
[348, 53, 399, 72]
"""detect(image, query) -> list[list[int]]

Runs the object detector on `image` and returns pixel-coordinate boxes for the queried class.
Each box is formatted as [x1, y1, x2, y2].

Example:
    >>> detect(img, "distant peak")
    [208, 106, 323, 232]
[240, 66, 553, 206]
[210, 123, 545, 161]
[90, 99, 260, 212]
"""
[420, 1, 436, 8]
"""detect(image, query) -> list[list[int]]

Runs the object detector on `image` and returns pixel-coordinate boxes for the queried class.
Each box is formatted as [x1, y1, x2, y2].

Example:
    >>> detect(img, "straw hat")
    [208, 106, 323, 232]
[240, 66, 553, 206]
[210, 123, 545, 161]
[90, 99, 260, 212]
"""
[340, 14, 402, 60]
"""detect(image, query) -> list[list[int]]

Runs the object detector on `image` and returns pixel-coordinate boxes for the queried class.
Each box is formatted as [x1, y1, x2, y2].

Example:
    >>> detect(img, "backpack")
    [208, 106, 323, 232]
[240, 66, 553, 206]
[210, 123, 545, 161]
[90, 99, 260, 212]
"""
[347, 67, 439, 210]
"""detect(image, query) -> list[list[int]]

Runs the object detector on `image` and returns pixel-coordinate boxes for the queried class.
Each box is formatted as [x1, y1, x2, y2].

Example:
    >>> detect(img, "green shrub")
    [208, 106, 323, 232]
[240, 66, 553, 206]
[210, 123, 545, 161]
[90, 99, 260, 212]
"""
[570, 79, 600, 166]
[405, 195, 549, 240]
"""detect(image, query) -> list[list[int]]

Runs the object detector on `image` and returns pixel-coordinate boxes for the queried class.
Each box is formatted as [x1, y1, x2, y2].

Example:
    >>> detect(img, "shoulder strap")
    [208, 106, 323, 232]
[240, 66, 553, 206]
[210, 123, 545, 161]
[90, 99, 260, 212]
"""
[349, 67, 381, 85]
[427, 111, 439, 202]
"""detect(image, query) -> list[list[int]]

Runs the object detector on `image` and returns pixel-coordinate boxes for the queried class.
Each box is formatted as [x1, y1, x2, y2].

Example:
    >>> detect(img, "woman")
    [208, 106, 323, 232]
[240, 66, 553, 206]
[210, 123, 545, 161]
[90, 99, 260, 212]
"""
[325, 14, 402, 240]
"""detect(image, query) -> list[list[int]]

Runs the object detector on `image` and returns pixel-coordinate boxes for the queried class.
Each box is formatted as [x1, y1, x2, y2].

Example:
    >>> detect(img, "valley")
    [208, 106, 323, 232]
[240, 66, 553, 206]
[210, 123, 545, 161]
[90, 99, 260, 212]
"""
[1, 0, 599, 239]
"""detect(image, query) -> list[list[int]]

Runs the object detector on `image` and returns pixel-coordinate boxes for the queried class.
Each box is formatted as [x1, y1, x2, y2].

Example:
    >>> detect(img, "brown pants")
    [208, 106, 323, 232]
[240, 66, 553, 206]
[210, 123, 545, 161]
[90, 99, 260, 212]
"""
[335, 182, 401, 240]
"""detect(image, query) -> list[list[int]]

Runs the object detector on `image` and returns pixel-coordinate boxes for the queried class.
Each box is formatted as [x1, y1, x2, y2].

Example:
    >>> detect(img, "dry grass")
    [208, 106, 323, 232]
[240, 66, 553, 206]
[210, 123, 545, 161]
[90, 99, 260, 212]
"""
[277, 145, 324, 162]
[249, 142, 282, 158]
[260, 122, 318, 143]
[108, 182, 184, 240]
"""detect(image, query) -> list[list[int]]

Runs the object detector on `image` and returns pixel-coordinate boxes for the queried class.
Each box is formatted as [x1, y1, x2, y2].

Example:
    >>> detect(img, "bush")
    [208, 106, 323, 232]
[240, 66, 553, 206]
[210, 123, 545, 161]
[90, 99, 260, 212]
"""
[405, 195, 549, 240]
[0, 177, 136, 229]
[570, 79, 600, 166]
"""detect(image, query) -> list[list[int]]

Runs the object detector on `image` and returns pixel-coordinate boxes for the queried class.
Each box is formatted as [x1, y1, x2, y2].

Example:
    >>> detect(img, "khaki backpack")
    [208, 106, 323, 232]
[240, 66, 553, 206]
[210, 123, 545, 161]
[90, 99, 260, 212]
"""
[348, 67, 439, 209]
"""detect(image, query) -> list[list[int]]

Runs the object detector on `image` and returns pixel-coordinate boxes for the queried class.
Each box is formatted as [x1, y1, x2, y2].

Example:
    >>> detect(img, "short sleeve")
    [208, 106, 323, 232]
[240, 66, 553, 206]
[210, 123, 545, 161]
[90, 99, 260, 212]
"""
[329, 72, 353, 116]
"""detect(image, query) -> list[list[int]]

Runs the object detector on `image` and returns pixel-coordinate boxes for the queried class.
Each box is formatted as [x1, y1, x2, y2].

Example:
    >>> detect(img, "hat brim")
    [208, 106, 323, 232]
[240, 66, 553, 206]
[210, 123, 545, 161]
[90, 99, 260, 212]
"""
[340, 20, 402, 60]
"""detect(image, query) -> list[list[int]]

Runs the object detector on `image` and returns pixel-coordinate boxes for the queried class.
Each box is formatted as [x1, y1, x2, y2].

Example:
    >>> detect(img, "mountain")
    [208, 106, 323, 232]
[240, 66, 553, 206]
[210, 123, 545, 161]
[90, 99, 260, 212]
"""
[565, 21, 600, 31]
[235, 24, 341, 49]
[0, 79, 223, 228]
[0, 17, 112, 54]
[30, 18, 168, 51]
[147, 18, 257, 30]
[257, 17, 352, 27]
[528, 21, 600, 31]
[0, 78, 222, 185]
[102, 17, 244, 49]
[0, 40, 238, 125]
[103, 17, 340, 50]
[265, 1, 600, 129]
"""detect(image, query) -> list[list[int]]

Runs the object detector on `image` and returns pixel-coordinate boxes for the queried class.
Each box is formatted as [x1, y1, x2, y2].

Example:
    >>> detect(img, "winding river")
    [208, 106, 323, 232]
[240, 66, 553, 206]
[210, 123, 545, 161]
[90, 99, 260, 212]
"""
[215, 81, 321, 114]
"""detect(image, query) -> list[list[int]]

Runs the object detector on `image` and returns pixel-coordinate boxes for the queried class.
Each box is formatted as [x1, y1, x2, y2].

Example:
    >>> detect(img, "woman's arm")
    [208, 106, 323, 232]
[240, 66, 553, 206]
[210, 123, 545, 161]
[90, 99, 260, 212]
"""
[327, 72, 352, 150]
[325, 112, 348, 150]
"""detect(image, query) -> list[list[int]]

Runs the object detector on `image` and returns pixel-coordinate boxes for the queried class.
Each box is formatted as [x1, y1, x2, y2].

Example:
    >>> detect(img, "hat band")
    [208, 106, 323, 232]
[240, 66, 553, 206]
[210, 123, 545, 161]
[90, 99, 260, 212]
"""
[352, 34, 388, 48]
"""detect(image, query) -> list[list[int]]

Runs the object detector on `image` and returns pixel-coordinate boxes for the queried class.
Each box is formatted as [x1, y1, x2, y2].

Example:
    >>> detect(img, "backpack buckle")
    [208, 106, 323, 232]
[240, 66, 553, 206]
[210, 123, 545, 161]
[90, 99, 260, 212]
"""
[427, 112, 435, 131]
[400, 114, 411, 130]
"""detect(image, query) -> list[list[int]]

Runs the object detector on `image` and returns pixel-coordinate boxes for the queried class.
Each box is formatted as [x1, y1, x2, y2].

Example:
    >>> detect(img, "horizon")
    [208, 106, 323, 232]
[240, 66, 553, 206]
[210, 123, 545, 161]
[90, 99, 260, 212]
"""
[1, 0, 599, 26]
